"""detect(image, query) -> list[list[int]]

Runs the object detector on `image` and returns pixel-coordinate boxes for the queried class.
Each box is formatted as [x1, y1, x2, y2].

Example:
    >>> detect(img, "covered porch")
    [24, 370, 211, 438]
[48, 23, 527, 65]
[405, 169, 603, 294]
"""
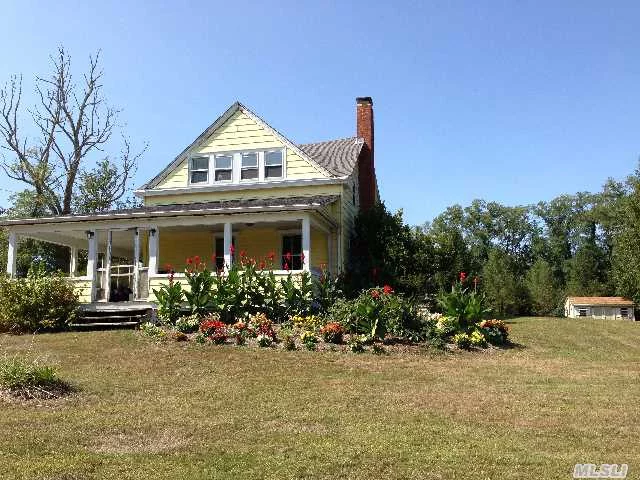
[2, 196, 340, 304]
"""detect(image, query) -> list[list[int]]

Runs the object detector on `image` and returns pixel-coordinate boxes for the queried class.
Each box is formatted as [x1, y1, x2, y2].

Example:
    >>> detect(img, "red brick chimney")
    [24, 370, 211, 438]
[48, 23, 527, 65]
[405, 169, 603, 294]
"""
[356, 96, 376, 210]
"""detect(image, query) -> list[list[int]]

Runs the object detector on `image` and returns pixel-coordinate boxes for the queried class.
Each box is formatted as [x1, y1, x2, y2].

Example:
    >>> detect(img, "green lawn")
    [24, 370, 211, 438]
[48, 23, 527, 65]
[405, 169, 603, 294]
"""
[1, 317, 639, 479]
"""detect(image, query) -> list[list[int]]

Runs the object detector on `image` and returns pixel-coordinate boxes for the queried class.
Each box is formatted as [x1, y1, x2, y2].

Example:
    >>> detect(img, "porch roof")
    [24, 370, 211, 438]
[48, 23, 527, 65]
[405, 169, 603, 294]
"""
[0, 195, 339, 227]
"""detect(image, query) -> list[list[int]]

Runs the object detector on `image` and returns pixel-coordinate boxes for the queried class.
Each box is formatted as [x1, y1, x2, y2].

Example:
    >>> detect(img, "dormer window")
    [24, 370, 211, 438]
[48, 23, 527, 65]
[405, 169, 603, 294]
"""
[265, 150, 283, 179]
[214, 154, 233, 182]
[241, 152, 259, 180]
[190, 156, 209, 184]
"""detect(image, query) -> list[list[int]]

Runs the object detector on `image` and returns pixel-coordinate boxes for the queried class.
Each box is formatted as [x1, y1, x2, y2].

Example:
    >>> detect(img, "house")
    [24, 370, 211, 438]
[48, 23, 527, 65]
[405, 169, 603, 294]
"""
[564, 297, 636, 321]
[1, 97, 378, 304]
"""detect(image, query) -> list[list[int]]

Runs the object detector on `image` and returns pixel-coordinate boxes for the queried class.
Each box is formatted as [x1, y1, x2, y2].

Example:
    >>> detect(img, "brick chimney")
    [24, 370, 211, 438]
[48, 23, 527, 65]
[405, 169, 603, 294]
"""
[356, 96, 376, 210]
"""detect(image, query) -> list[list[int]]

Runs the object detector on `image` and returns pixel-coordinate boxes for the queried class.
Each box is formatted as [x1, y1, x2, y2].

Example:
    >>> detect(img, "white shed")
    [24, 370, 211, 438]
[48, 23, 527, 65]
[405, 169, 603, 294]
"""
[564, 297, 635, 320]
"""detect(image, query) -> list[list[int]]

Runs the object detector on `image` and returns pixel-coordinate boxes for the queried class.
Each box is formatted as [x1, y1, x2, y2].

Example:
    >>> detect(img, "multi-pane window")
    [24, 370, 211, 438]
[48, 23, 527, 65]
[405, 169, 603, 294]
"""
[578, 308, 588, 317]
[620, 308, 629, 318]
[241, 152, 258, 180]
[265, 150, 283, 179]
[190, 156, 209, 184]
[214, 154, 233, 182]
[281, 234, 302, 270]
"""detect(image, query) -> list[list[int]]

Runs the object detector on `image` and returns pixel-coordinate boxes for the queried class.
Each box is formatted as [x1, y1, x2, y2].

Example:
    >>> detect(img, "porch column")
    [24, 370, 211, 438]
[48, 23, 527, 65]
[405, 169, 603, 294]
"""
[133, 228, 140, 300]
[69, 246, 78, 277]
[302, 215, 310, 272]
[6, 231, 17, 277]
[148, 227, 159, 275]
[223, 222, 232, 270]
[104, 230, 113, 302]
[86, 231, 98, 301]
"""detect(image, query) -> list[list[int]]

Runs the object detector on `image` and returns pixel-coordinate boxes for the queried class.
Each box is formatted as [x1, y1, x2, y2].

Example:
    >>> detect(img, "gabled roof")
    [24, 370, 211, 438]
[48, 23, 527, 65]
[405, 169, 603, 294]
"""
[566, 296, 634, 306]
[299, 137, 363, 177]
[141, 102, 342, 190]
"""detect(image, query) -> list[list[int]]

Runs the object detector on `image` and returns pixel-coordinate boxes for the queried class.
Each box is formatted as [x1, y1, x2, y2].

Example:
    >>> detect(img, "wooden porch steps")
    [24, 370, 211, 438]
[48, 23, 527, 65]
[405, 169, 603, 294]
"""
[72, 302, 155, 329]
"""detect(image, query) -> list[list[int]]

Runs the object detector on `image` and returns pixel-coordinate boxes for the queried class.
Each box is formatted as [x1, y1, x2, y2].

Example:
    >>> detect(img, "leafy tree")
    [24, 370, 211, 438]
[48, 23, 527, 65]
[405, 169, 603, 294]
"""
[482, 249, 527, 317]
[526, 258, 560, 315]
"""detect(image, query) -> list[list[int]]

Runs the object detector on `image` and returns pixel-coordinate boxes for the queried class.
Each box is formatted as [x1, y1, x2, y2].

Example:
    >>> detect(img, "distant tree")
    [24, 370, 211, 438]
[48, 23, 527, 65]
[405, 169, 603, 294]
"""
[0, 47, 145, 216]
[526, 258, 560, 315]
[482, 249, 526, 317]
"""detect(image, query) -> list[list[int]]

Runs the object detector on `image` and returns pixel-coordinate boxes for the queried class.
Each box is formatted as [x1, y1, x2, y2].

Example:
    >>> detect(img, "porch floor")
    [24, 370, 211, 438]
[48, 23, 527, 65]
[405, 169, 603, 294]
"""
[79, 301, 156, 313]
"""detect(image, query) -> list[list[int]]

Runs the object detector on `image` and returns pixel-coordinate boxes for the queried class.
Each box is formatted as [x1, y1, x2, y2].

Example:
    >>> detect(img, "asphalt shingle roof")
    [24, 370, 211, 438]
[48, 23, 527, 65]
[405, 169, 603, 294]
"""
[298, 137, 363, 177]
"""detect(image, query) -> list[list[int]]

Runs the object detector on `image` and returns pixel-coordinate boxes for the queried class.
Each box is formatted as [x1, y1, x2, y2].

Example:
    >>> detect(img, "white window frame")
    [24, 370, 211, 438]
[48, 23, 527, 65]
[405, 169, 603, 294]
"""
[213, 153, 234, 183]
[264, 149, 285, 180]
[189, 156, 210, 185]
[240, 152, 259, 182]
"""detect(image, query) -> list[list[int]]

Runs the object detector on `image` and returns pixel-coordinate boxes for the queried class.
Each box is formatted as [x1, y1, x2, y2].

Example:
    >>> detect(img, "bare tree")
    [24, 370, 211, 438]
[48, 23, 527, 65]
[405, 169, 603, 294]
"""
[0, 47, 145, 215]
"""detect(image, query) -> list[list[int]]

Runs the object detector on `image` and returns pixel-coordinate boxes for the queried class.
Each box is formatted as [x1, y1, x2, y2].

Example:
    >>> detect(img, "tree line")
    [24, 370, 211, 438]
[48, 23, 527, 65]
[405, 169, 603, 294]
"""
[348, 164, 640, 316]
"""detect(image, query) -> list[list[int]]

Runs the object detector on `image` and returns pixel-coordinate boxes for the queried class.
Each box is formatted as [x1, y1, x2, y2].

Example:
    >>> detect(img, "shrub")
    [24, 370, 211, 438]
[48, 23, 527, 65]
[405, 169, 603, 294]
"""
[0, 356, 70, 397]
[328, 286, 416, 340]
[229, 320, 250, 346]
[153, 269, 183, 324]
[194, 333, 207, 344]
[175, 314, 200, 333]
[437, 273, 490, 330]
[256, 334, 272, 347]
[434, 316, 459, 338]
[171, 331, 189, 342]
[249, 313, 276, 340]
[478, 319, 510, 345]
[140, 322, 166, 341]
[319, 322, 344, 344]
[372, 343, 386, 355]
[280, 272, 313, 317]
[0, 265, 79, 334]
[348, 334, 367, 353]
[199, 315, 227, 344]
[452, 333, 471, 350]
[281, 329, 297, 351]
[290, 314, 324, 331]
[300, 331, 318, 351]
[184, 257, 215, 316]
[469, 329, 488, 348]
[314, 266, 344, 314]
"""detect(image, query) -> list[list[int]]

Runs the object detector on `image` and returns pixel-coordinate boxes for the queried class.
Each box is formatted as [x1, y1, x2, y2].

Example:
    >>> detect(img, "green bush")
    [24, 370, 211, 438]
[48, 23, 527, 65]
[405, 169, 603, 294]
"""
[153, 270, 184, 324]
[327, 286, 417, 340]
[437, 274, 490, 331]
[452, 333, 472, 350]
[0, 356, 70, 397]
[0, 265, 79, 334]
[175, 314, 200, 333]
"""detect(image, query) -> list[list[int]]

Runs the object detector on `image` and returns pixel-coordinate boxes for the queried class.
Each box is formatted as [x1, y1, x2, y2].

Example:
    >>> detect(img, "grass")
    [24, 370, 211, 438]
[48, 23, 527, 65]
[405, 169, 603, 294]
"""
[0, 317, 639, 479]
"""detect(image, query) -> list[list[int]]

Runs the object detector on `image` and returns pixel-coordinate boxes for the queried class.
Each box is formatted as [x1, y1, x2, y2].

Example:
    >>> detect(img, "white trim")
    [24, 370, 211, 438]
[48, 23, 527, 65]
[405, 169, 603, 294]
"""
[136, 176, 346, 197]
[104, 230, 113, 302]
[223, 222, 232, 271]
[188, 155, 210, 185]
[301, 215, 310, 272]
[6, 231, 17, 277]
[148, 227, 159, 275]
[133, 228, 140, 300]
[70, 246, 78, 276]
[87, 231, 98, 301]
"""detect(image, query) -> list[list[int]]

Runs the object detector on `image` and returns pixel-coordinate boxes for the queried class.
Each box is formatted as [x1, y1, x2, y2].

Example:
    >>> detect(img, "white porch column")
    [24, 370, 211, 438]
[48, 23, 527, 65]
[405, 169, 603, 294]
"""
[302, 215, 310, 272]
[133, 228, 140, 300]
[69, 246, 78, 277]
[148, 228, 159, 275]
[223, 222, 232, 271]
[104, 230, 113, 302]
[6, 231, 17, 277]
[86, 231, 98, 301]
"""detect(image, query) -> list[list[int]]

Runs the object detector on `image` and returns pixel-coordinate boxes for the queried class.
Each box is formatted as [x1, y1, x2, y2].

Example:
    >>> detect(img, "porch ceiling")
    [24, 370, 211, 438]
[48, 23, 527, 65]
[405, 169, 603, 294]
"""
[22, 229, 136, 257]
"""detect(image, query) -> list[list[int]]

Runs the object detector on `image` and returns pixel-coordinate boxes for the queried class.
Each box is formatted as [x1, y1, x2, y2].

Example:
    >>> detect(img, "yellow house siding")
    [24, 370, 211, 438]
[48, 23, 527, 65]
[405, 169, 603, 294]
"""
[154, 109, 325, 190]
[159, 230, 214, 271]
[311, 226, 328, 270]
[340, 169, 359, 271]
[236, 227, 280, 261]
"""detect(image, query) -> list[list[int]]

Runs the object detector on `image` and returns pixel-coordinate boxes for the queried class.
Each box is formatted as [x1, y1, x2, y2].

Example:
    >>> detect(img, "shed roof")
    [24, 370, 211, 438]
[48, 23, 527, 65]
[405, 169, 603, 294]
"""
[566, 296, 634, 306]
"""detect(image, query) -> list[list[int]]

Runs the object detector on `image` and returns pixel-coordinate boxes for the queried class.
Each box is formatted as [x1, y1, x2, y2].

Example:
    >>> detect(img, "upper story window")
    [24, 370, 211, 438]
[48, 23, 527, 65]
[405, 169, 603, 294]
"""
[214, 154, 233, 182]
[265, 150, 283, 179]
[190, 156, 209, 184]
[241, 152, 258, 181]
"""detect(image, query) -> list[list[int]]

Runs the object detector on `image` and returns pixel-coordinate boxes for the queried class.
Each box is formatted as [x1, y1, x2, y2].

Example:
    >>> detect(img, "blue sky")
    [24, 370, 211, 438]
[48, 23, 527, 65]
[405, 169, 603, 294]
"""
[1, 1, 639, 225]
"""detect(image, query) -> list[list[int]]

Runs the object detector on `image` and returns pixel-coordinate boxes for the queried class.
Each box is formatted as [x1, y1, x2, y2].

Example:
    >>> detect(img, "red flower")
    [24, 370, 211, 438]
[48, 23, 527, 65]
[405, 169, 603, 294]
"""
[300, 252, 305, 263]
[186, 257, 193, 265]
[211, 253, 217, 262]
[371, 289, 380, 299]
[284, 251, 292, 262]
[259, 260, 266, 269]
[267, 251, 276, 261]
[240, 249, 247, 258]
[284, 262, 289, 271]
[194, 255, 201, 265]
[459, 272, 467, 282]
[383, 285, 394, 295]
[229, 244, 235, 255]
